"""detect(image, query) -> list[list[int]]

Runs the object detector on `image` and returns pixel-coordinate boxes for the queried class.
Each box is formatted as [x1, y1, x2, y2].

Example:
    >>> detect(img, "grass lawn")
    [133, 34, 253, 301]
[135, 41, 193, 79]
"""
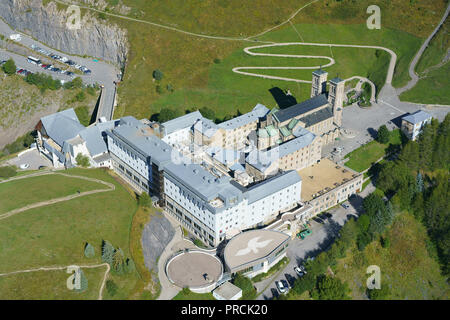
[335, 213, 449, 300]
[400, 62, 450, 105]
[172, 289, 215, 300]
[0, 168, 148, 299]
[0, 173, 105, 214]
[344, 129, 402, 172]
[0, 267, 105, 300]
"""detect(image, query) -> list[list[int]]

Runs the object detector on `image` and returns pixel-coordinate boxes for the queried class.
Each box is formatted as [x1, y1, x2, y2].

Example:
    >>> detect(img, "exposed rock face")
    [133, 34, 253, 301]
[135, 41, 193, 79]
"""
[0, 0, 128, 67]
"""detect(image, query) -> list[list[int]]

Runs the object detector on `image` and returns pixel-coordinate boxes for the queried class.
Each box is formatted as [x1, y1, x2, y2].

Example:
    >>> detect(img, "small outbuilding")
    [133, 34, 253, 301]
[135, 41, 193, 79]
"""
[213, 281, 242, 300]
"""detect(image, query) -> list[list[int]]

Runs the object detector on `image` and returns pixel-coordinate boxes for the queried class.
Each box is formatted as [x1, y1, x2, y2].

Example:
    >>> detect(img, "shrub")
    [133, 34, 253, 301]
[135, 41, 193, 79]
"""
[152, 69, 163, 81]
[2, 59, 16, 75]
[367, 284, 390, 300]
[213, 58, 221, 64]
[0, 166, 17, 178]
[25, 72, 62, 92]
[311, 275, 350, 300]
[106, 280, 118, 296]
[84, 242, 95, 258]
[138, 192, 152, 208]
[377, 125, 390, 144]
[232, 273, 256, 300]
[75, 154, 90, 167]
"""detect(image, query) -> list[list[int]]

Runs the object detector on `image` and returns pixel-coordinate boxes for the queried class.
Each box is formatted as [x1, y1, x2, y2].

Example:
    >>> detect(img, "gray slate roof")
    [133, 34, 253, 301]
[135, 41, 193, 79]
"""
[218, 104, 270, 130]
[40, 108, 85, 146]
[162, 110, 203, 136]
[273, 94, 328, 123]
[246, 128, 316, 171]
[108, 116, 174, 168]
[299, 106, 333, 127]
[246, 170, 301, 204]
[402, 110, 432, 125]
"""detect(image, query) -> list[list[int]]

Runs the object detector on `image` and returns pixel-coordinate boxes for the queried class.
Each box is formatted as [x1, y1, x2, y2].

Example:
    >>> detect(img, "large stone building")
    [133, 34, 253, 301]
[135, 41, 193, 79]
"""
[36, 70, 361, 248]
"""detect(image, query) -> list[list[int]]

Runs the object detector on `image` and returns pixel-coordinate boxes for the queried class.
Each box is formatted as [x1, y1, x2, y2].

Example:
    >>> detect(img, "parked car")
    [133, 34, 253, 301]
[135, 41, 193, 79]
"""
[83, 69, 92, 75]
[276, 280, 289, 294]
[51, 67, 61, 72]
[66, 71, 75, 77]
[41, 64, 48, 69]
[19, 163, 30, 169]
[341, 203, 350, 209]
[294, 266, 306, 278]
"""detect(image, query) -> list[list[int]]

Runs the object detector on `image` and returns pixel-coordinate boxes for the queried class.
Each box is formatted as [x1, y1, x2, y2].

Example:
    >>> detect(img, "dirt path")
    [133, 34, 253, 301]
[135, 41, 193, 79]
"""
[232, 42, 397, 89]
[0, 263, 110, 300]
[396, 3, 450, 95]
[0, 171, 115, 221]
[54, 0, 320, 43]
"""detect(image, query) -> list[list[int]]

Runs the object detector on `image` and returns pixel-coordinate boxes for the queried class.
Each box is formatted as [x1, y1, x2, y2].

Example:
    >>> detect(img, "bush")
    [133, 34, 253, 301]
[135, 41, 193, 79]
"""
[106, 280, 118, 296]
[63, 77, 83, 89]
[367, 284, 390, 300]
[138, 192, 152, 208]
[213, 58, 221, 64]
[24, 72, 62, 92]
[2, 59, 16, 75]
[152, 69, 163, 81]
[311, 275, 350, 300]
[84, 242, 95, 258]
[158, 108, 179, 123]
[292, 272, 316, 295]
[0, 166, 17, 178]
[75, 154, 90, 167]
[232, 273, 256, 300]
[381, 236, 390, 248]
[155, 85, 162, 94]
[377, 125, 390, 144]
[75, 91, 86, 102]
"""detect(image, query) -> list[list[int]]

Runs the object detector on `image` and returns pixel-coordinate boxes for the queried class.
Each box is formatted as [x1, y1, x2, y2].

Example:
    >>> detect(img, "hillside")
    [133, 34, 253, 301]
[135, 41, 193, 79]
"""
[33, 0, 447, 121]
[0, 70, 98, 150]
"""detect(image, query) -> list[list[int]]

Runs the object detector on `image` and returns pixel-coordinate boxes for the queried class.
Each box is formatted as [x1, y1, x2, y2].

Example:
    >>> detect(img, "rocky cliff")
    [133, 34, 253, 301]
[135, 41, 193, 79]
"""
[0, 0, 128, 67]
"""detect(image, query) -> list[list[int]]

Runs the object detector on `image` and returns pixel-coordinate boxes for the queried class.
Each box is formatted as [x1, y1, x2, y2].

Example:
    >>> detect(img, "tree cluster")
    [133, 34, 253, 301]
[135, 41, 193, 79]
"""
[376, 114, 450, 275]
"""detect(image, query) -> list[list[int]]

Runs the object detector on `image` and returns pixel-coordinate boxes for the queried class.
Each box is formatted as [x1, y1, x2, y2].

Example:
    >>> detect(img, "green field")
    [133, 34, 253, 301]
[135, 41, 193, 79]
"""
[105, 0, 444, 120]
[0, 173, 104, 214]
[0, 168, 150, 299]
[400, 17, 449, 105]
[344, 129, 402, 172]
[0, 267, 105, 300]
[45, 1, 446, 121]
[335, 213, 450, 299]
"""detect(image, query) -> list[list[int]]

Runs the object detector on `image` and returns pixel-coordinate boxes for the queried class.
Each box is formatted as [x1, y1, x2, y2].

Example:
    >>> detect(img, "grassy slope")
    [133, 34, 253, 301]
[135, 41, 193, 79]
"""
[400, 62, 450, 104]
[0, 174, 104, 214]
[344, 129, 402, 172]
[0, 70, 98, 129]
[0, 168, 142, 299]
[400, 17, 449, 104]
[0, 267, 105, 300]
[108, 0, 446, 120]
[50, 1, 446, 120]
[335, 213, 449, 300]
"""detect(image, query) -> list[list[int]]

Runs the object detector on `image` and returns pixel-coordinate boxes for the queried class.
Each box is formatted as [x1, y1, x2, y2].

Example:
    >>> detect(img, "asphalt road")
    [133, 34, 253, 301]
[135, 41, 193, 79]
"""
[0, 18, 119, 121]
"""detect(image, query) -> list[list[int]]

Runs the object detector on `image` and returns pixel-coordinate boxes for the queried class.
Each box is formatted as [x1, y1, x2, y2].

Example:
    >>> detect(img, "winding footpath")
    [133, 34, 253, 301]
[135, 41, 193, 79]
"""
[0, 171, 116, 299]
[396, 3, 450, 95]
[0, 171, 115, 221]
[232, 42, 396, 98]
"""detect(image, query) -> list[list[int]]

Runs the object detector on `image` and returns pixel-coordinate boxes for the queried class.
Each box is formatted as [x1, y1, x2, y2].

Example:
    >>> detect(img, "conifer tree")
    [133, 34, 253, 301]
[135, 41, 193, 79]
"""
[102, 240, 115, 266]
[84, 242, 95, 258]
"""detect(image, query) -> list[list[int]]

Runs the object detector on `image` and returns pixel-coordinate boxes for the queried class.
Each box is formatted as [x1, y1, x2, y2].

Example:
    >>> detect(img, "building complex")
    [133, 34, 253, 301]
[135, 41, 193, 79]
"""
[36, 70, 363, 248]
